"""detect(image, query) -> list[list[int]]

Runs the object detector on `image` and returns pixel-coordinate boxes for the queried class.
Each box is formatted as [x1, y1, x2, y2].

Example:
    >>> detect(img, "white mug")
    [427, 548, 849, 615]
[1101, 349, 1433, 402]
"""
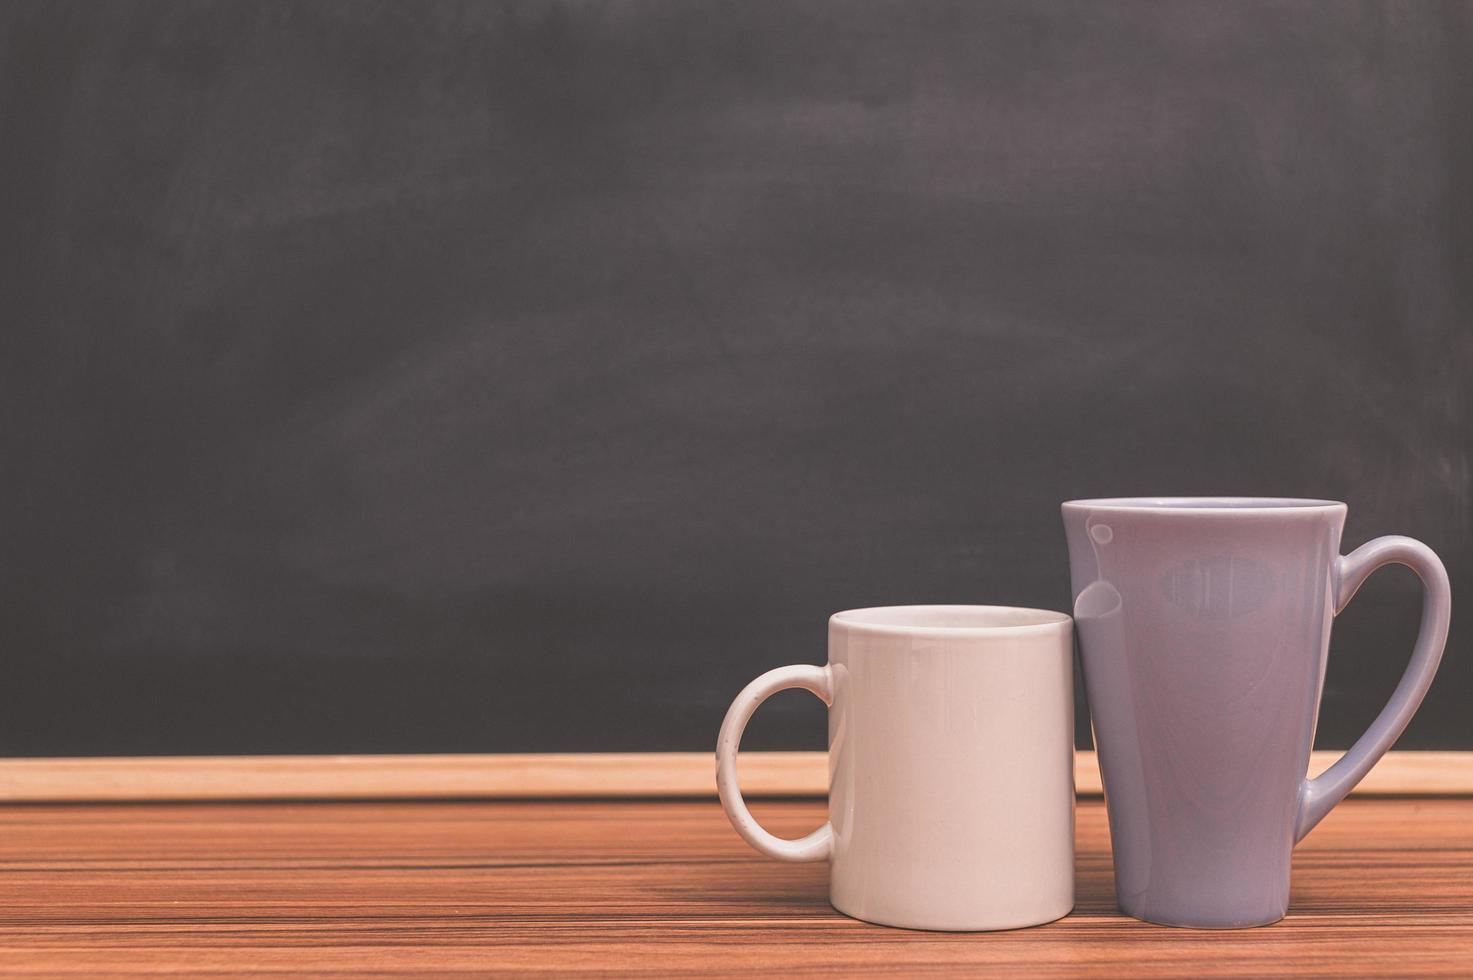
[716, 605, 1076, 931]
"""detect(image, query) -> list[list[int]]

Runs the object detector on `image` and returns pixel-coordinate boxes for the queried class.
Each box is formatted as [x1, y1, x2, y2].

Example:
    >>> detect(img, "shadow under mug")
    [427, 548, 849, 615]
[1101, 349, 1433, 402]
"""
[716, 605, 1075, 931]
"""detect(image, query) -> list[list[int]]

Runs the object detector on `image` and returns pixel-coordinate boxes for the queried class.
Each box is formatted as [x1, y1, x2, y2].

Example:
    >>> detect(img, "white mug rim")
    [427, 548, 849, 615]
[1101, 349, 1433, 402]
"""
[830, 604, 1071, 637]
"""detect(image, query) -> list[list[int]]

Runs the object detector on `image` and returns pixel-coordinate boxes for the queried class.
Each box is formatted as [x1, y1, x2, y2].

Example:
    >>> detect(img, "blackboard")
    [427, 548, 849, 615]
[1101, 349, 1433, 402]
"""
[1, 1, 1467, 756]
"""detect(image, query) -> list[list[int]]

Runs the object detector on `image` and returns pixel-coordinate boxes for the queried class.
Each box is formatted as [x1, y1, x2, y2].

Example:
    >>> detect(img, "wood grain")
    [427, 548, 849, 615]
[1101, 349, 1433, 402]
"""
[0, 796, 1467, 976]
[1, 750, 1470, 802]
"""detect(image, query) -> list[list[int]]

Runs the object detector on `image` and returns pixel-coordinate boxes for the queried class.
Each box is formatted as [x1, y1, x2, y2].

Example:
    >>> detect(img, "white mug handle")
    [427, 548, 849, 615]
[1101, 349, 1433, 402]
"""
[715, 664, 834, 861]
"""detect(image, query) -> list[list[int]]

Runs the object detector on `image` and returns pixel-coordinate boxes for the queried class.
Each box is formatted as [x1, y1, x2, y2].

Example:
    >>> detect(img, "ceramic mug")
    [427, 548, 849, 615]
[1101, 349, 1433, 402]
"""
[716, 605, 1075, 931]
[1062, 497, 1451, 928]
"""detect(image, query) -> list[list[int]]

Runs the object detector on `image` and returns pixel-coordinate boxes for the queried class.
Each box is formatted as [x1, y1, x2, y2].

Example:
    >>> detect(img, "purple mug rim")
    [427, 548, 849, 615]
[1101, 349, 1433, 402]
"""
[1062, 496, 1347, 515]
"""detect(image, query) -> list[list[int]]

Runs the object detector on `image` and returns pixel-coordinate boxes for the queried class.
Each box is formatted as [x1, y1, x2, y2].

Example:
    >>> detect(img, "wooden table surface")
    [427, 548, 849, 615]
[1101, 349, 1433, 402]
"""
[0, 797, 1468, 977]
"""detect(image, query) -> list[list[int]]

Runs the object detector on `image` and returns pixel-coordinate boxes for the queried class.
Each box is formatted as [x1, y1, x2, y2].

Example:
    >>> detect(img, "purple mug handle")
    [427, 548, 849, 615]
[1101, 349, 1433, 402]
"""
[1295, 536, 1452, 841]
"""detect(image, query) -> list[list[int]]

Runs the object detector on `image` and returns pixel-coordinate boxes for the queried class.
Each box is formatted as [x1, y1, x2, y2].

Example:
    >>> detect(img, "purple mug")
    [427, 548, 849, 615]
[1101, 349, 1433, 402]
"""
[1062, 498, 1450, 928]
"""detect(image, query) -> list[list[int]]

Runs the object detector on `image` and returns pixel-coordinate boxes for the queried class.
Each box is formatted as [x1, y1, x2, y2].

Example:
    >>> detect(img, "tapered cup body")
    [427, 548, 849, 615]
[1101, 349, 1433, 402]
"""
[1063, 498, 1344, 927]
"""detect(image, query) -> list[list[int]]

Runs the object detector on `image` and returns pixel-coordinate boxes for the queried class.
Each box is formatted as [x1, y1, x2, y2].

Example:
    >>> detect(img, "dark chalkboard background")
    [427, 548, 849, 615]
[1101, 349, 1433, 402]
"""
[1, 1, 1468, 756]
